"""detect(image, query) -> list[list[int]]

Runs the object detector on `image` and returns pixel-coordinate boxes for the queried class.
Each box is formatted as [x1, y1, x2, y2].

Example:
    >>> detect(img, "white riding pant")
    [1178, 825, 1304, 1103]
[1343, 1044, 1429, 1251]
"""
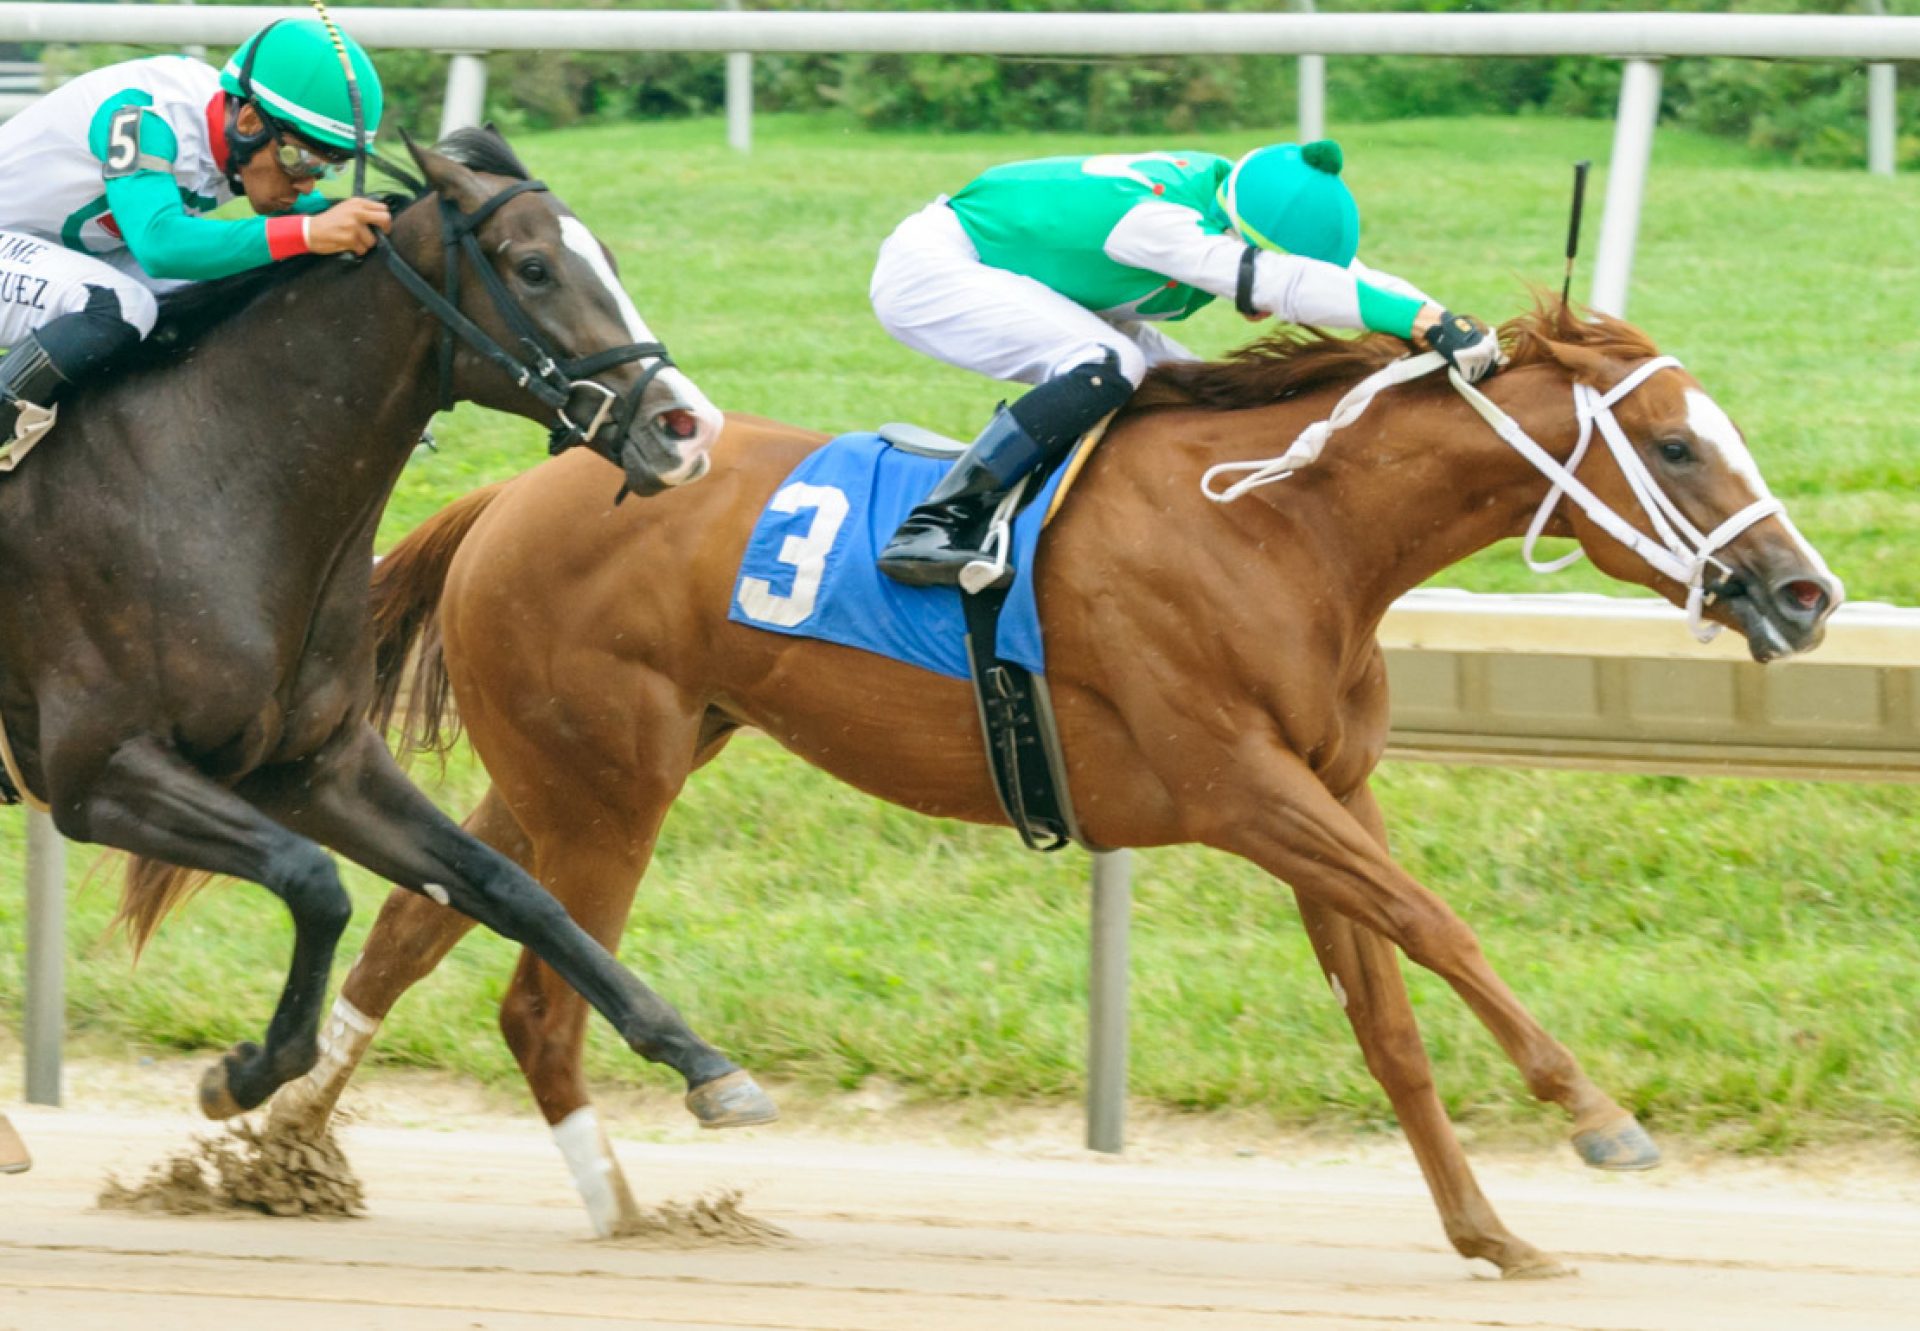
[870, 199, 1196, 390]
[0, 229, 163, 352]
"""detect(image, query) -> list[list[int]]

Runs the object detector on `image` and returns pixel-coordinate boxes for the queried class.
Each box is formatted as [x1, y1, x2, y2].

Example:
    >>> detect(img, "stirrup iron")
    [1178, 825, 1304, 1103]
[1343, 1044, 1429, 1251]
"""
[959, 477, 1028, 595]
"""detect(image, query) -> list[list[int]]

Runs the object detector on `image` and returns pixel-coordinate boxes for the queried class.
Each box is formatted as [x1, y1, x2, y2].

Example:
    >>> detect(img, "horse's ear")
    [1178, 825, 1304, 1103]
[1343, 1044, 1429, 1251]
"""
[1538, 339, 1618, 391]
[405, 130, 489, 214]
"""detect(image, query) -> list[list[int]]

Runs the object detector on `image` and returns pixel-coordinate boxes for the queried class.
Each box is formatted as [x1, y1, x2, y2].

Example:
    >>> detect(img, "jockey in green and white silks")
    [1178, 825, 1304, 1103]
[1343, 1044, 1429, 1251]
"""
[0, 18, 393, 459]
[870, 141, 1504, 588]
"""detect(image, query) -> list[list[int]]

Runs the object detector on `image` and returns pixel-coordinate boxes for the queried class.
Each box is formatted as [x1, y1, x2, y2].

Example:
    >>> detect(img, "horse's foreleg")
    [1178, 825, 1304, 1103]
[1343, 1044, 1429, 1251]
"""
[1293, 785, 1571, 1278]
[1202, 745, 1657, 1173]
[497, 835, 656, 1238]
[61, 735, 352, 1117]
[270, 785, 524, 1136]
[248, 726, 774, 1127]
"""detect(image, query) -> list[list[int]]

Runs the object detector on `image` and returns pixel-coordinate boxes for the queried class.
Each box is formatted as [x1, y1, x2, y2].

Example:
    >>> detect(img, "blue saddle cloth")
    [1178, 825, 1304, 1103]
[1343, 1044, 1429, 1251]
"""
[728, 431, 1069, 680]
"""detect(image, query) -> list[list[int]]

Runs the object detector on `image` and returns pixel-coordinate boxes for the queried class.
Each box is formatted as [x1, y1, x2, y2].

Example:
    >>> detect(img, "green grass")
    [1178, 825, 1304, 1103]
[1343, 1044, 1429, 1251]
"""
[4, 114, 1918, 1151]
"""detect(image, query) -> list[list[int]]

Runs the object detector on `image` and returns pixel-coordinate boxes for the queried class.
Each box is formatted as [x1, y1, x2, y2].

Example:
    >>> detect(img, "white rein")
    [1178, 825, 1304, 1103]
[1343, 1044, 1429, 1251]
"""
[1199, 350, 1781, 643]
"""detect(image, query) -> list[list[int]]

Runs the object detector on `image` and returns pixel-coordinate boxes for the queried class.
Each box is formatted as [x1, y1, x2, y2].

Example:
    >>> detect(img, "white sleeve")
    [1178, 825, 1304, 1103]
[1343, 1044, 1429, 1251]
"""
[1348, 257, 1435, 308]
[1102, 201, 1370, 330]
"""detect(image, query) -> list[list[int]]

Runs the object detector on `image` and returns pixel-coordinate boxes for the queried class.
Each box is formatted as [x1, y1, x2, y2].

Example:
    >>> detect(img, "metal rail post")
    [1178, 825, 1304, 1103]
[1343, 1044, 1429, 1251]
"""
[1590, 58, 1662, 317]
[1086, 849, 1131, 1153]
[1295, 0, 1325, 141]
[1869, 63, 1897, 176]
[24, 809, 65, 1106]
[1866, 0, 1897, 176]
[437, 51, 489, 139]
[725, 0, 751, 153]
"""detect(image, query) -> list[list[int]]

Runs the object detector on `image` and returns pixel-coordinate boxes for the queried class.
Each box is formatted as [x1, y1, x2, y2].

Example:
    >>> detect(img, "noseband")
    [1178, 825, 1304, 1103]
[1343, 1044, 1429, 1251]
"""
[375, 179, 676, 456]
[1201, 351, 1782, 643]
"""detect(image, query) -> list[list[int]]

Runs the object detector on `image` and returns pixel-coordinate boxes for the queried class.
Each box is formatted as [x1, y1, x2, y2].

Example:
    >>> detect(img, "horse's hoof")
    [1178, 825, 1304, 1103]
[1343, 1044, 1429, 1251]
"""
[0, 1114, 30, 1175]
[1572, 1114, 1661, 1171]
[685, 1070, 779, 1129]
[1502, 1254, 1578, 1280]
[198, 1042, 261, 1121]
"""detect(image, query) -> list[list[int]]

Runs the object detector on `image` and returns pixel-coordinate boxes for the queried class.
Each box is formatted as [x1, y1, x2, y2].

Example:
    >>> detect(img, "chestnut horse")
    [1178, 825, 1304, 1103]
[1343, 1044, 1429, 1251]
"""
[274, 306, 1838, 1277]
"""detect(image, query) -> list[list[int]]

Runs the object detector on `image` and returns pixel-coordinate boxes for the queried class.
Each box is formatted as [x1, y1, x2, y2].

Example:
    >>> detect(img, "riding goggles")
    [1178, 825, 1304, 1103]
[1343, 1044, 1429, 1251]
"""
[266, 119, 350, 181]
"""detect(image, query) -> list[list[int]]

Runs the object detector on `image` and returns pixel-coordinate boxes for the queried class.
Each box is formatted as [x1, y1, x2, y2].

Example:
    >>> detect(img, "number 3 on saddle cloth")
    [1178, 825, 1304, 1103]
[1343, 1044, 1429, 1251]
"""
[730, 425, 1104, 852]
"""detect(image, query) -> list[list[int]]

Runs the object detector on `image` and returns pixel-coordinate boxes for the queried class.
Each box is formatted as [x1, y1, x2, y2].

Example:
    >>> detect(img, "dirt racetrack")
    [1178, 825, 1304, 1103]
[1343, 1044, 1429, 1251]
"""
[2, 1088, 1917, 1331]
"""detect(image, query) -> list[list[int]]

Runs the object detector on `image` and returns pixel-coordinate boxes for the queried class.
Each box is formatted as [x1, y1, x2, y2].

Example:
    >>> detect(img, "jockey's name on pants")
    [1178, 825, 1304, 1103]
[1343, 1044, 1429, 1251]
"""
[0, 270, 50, 314]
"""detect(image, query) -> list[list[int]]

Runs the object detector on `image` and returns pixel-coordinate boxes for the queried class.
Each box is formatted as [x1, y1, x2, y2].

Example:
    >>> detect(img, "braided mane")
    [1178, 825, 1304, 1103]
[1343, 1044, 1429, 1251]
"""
[1130, 299, 1660, 414]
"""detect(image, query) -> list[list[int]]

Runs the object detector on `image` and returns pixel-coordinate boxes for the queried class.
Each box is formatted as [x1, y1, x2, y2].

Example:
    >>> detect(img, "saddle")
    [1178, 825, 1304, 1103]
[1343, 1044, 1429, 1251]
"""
[877, 422, 1104, 854]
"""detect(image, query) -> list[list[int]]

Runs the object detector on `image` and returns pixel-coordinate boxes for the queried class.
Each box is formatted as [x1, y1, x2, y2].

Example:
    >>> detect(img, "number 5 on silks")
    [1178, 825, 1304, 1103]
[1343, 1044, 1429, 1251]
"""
[736, 482, 849, 628]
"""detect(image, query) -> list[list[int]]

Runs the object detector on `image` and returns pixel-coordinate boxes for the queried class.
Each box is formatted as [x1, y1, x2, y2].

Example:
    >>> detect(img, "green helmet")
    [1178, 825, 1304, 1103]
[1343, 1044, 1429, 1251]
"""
[220, 18, 384, 153]
[1216, 140, 1360, 268]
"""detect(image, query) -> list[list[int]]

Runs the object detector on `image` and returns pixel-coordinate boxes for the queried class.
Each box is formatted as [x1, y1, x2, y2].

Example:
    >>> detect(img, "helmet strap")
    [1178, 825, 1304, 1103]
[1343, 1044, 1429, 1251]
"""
[221, 20, 282, 183]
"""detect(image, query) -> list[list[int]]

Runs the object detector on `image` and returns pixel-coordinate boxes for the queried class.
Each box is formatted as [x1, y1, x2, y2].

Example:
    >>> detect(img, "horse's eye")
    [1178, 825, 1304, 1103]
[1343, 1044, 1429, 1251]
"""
[1657, 438, 1693, 465]
[516, 257, 550, 286]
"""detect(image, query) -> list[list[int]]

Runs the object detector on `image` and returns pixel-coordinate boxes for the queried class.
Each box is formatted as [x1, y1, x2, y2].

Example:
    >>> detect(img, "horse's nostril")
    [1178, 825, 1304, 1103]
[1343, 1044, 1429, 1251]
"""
[656, 408, 697, 441]
[1779, 579, 1828, 619]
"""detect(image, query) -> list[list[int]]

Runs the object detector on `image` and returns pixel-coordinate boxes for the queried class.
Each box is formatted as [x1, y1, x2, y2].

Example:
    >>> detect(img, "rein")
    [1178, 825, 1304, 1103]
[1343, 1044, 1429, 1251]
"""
[1200, 351, 1782, 643]
[374, 179, 676, 456]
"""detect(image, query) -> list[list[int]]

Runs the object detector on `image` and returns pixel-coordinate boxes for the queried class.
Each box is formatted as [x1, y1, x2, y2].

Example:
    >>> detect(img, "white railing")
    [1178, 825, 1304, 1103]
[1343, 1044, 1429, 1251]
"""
[3, 8, 1919, 58]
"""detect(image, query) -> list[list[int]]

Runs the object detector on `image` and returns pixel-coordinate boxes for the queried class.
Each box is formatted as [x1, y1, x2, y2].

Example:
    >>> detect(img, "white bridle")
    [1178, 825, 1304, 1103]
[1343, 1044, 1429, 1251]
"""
[1199, 350, 1783, 643]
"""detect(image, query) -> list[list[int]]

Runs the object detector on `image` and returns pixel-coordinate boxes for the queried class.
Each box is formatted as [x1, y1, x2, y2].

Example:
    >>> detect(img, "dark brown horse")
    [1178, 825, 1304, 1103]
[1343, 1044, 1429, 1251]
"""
[275, 306, 1838, 1277]
[0, 128, 775, 1130]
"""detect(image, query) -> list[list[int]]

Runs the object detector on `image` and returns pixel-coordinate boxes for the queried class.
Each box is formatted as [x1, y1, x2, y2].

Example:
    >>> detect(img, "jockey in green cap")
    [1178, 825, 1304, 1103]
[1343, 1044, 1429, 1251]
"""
[871, 140, 1503, 588]
[0, 18, 391, 461]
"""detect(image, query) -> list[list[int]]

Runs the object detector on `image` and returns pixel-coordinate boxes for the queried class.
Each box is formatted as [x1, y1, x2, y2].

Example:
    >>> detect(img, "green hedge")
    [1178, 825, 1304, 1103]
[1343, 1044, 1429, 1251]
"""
[32, 1, 1920, 167]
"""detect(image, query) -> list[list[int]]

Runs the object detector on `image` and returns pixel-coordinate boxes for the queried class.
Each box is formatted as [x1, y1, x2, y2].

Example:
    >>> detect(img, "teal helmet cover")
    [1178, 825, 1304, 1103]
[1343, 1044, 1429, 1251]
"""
[1217, 140, 1360, 267]
[220, 18, 384, 152]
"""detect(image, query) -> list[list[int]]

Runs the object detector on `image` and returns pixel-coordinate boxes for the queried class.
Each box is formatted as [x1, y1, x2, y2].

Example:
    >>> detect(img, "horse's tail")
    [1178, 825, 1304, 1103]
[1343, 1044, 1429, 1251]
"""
[370, 481, 509, 756]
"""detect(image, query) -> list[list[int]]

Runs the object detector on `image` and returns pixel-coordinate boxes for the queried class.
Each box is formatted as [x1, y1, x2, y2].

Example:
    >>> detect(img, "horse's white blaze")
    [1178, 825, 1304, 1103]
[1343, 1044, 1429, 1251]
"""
[558, 215, 655, 343]
[556, 216, 724, 460]
[1683, 388, 1768, 495]
[1684, 388, 1840, 590]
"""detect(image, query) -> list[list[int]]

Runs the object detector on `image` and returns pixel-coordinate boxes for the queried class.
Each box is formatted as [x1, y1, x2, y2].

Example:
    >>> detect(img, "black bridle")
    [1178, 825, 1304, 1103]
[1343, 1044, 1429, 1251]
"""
[374, 178, 677, 456]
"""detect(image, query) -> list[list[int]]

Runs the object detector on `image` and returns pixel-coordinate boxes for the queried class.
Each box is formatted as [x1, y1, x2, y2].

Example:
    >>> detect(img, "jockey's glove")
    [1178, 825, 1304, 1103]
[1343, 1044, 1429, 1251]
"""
[1423, 311, 1504, 383]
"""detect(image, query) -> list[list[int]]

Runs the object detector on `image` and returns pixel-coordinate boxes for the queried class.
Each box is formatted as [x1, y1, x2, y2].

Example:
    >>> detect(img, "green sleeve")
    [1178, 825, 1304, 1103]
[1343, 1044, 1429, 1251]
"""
[90, 89, 275, 281]
[1356, 282, 1424, 339]
[294, 190, 332, 217]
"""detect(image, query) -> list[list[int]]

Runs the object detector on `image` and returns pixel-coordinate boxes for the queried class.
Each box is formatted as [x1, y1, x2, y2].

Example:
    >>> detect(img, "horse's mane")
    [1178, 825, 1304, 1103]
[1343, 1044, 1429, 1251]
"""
[1129, 299, 1660, 414]
[128, 125, 531, 368]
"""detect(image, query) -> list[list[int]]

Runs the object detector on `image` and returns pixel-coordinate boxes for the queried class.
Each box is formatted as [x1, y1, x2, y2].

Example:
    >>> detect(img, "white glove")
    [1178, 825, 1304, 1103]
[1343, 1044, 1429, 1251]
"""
[1424, 310, 1504, 384]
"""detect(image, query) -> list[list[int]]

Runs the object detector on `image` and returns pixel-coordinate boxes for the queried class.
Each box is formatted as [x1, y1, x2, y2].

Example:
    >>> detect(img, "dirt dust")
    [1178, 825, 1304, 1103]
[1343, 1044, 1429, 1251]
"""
[97, 1119, 365, 1218]
[606, 1187, 795, 1247]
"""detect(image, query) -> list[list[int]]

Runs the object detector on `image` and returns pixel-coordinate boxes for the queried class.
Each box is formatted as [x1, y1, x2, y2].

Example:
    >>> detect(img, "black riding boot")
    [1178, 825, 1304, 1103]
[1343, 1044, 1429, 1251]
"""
[0, 334, 70, 457]
[878, 407, 1045, 589]
[878, 349, 1135, 590]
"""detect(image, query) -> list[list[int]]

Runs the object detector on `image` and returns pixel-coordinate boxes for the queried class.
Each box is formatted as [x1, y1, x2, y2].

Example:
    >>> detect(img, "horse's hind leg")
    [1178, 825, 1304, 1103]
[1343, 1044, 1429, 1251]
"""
[269, 786, 526, 1136]
[60, 735, 352, 1117]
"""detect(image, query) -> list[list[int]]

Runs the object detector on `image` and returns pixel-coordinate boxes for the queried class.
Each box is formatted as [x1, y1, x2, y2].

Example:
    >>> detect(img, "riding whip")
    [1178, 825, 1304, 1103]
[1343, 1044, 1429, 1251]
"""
[1561, 159, 1591, 309]
[305, 0, 368, 199]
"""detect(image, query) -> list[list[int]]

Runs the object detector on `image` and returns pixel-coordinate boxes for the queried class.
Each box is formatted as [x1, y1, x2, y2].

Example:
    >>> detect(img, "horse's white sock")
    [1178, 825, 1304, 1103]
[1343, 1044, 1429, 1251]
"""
[552, 1106, 622, 1239]
[273, 995, 380, 1129]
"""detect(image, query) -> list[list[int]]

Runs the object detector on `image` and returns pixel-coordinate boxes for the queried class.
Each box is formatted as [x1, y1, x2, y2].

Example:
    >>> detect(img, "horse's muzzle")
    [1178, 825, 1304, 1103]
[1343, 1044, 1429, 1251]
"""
[1724, 566, 1844, 663]
[618, 378, 723, 496]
